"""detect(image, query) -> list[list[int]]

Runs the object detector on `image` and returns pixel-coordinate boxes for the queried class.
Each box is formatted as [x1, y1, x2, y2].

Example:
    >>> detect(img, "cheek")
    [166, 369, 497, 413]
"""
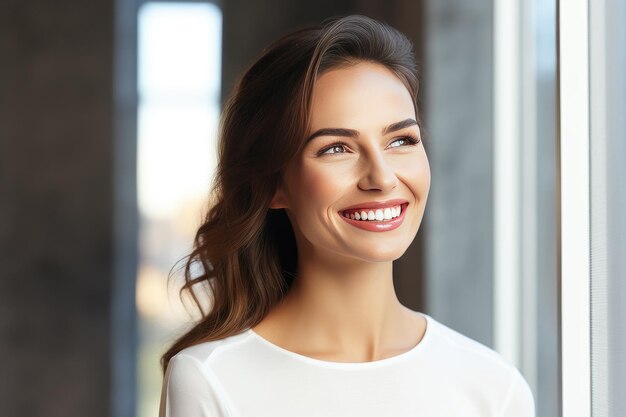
[397, 152, 431, 195]
[294, 161, 353, 211]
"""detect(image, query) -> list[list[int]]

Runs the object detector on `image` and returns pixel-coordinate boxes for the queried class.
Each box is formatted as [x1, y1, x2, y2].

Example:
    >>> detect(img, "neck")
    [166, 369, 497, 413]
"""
[265, 244, 416, 361]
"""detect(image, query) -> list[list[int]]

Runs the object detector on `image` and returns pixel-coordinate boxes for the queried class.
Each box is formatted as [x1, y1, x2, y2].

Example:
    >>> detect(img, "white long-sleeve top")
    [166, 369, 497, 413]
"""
[159, 312, 535, 417]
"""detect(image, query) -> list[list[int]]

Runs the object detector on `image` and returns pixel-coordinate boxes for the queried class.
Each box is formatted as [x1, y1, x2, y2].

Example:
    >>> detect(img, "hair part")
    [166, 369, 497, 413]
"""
[160, 14, 420, 375]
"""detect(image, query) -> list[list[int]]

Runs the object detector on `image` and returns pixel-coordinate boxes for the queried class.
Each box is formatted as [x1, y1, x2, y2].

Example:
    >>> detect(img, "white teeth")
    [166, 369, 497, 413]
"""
[343, 204, 405, 222]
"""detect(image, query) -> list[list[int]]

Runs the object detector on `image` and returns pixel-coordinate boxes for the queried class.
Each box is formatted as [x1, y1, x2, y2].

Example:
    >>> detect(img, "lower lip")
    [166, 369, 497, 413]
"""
[339, 203, 408, 232]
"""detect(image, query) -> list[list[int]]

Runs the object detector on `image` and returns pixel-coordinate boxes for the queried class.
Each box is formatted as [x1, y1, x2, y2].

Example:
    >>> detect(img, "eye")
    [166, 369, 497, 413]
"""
[318, 141, 350, 156]
[388, 135, 420, 148]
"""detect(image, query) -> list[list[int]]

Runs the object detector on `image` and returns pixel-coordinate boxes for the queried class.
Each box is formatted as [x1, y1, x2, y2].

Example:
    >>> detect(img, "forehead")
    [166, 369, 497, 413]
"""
[309, 62, 415, 130]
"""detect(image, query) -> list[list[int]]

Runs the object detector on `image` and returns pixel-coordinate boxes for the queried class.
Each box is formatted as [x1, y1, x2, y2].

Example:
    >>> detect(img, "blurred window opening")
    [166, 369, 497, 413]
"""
[136, 3, 222, 417]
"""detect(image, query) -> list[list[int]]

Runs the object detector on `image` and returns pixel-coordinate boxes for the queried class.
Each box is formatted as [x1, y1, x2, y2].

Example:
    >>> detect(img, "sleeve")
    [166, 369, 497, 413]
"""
[498, 367, 536, 417]
[159, 353, 232, 417]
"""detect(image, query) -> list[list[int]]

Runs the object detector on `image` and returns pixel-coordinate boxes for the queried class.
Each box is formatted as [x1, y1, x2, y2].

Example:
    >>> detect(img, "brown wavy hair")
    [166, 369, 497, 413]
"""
[160, 14, 421, 375]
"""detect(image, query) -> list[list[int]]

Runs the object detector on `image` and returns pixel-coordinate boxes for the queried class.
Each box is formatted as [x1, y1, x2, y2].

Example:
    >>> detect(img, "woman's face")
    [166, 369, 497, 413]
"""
[273, 61, 430, 263]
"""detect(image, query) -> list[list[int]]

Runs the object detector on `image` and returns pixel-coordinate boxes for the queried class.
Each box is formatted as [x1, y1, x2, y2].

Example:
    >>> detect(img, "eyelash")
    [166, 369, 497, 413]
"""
[317, 135, 421, 157]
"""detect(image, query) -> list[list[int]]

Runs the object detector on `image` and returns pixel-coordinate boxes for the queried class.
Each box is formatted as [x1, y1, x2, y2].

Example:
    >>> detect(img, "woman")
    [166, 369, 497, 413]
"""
[159, 14, 535, 417]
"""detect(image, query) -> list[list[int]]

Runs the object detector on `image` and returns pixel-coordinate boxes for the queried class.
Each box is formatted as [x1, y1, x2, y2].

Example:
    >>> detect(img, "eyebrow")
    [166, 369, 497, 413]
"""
[305, 118, 418, 143]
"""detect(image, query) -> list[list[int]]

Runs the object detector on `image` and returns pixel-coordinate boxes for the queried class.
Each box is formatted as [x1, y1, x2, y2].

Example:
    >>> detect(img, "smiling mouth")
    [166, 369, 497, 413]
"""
[338, 203, 408, 232]
[340, 204, 404, 222]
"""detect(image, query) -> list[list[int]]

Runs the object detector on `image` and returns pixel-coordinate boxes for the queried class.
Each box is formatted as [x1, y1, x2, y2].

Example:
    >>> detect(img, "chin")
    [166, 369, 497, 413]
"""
[350, 243, 411, 263]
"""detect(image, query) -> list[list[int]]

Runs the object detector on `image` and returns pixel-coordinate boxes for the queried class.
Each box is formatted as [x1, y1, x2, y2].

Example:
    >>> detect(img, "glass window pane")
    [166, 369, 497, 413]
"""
[136, 4, 222, 417]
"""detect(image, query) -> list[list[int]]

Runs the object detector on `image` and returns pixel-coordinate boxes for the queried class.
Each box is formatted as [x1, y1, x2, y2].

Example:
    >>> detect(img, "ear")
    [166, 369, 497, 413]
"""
[269, 186, 289, 209]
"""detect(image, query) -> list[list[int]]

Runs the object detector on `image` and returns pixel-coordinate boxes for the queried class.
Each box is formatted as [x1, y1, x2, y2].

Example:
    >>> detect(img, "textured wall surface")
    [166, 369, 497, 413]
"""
[422, 0, 494, 344]
[0, 0, 115, 416]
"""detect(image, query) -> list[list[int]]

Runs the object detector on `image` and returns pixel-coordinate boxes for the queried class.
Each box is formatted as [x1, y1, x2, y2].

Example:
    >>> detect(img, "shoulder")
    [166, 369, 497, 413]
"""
[424, 315, 535, 416]
[173, 330, 253, 365]
[160, 330, 253, 417]
[498, 366, 536, 416]
[426, 315, 517, 372]
[166, 329, 255, 383]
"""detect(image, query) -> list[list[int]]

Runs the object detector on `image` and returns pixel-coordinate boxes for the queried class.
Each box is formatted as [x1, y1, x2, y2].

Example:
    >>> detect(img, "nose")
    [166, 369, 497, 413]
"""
[357, 152, 398, 192]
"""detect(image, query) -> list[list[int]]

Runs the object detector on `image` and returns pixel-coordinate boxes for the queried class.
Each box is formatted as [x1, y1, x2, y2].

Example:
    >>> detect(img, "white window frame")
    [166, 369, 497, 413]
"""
[495, 1, 595, 416]
[558, 0, 592, 416]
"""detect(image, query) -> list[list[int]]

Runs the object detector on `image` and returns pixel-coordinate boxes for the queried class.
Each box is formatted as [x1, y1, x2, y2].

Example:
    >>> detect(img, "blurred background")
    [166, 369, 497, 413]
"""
[1, 0, 623, 417]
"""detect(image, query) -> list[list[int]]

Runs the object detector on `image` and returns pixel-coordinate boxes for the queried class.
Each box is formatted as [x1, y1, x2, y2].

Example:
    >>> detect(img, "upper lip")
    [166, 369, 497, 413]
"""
[339, 199, 409, 212]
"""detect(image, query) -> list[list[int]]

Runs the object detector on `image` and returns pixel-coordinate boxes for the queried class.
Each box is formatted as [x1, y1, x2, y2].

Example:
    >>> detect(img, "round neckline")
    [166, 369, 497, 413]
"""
[246, 312, 433, 369]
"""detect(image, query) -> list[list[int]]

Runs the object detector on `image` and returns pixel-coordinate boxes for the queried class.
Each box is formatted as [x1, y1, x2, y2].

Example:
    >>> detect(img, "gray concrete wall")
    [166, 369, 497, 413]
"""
[112, 0, 139, 415]
[0, 0, 122, 415]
